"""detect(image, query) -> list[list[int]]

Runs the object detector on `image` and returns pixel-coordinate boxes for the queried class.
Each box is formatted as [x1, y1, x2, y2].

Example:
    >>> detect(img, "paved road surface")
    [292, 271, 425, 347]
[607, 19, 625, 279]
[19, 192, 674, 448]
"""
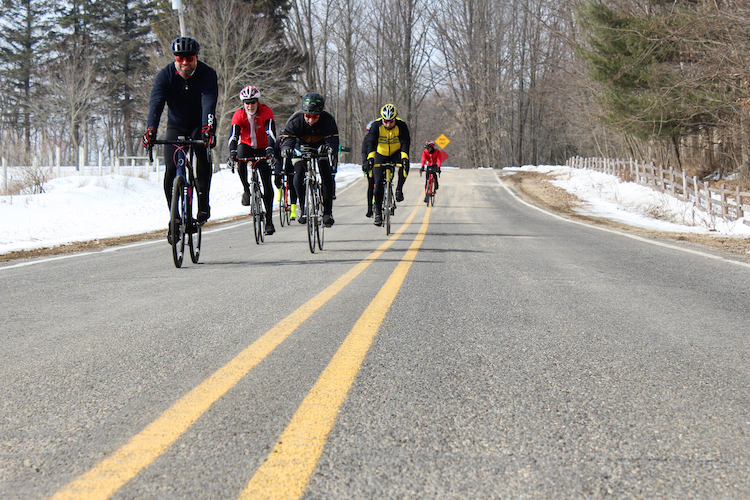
[1, 168, 749, 499]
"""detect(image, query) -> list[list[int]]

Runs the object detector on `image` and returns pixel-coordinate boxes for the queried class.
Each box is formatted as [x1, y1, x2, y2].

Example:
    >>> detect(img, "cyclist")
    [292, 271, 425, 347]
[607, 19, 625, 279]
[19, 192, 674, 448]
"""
[361, 120, 376, 218]
[279, 92, 339, 227]
[227, 85, 279, 235]
[363, 103, 411, 226]
[142, 36, 218, 241]
[275, 157, 299, 220]
[420, 140, 442, 202]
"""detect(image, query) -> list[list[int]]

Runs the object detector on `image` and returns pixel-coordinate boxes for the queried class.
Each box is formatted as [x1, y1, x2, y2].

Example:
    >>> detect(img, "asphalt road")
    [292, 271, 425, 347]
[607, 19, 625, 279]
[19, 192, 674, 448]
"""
[1, 168, 749, 499]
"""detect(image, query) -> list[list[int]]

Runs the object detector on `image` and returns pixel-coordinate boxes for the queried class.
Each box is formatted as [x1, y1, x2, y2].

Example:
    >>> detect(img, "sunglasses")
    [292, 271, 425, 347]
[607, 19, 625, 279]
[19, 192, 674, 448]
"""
[304, 113, 320, 119]
[243, 99, 259, 105]
[383, 119, 395, 124]
[174, 54, 197, 63]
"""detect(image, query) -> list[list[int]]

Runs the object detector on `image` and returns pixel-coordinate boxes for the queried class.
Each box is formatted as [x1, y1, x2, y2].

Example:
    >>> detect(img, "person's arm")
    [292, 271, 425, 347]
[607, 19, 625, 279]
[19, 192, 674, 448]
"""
[201, 67, 219, 131]
[146, 69, 168, 133]
[399, 121, 411, 161]
[364, 122, 379, 161]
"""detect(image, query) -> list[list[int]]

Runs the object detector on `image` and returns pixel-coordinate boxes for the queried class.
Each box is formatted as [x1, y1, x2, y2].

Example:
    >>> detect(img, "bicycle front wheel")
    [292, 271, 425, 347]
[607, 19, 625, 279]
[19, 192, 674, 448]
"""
[170, 176, 186, 268]
[384, 181, 392, 235]
[252, 182, 263, 244]
[306, 179, 316, 253]
[315, 187, 324, 250]
[279, 186, 287, 227]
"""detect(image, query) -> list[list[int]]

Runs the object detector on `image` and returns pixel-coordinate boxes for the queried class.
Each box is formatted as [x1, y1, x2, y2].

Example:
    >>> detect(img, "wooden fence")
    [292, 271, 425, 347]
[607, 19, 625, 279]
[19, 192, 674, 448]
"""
[566, 156, 750, 223]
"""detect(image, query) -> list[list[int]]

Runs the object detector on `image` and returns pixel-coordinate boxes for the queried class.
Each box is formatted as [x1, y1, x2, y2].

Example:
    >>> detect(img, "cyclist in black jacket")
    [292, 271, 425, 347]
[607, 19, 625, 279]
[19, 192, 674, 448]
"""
[279, 92, 339, 227]
[142, 36, 218, 234]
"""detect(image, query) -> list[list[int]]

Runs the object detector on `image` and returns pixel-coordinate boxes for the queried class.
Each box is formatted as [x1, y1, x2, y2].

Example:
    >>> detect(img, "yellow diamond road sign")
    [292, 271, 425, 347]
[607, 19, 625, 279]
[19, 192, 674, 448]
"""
[435, 134, 450, 149]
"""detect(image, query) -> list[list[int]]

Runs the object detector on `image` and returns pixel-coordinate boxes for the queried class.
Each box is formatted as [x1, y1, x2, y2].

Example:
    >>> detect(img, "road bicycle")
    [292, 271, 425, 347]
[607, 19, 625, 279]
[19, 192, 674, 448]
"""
[278, 159, 292, 227]
[423, 166, 439, 206]
[236, 155, 269, 244]
[149, 137, 208, 268]
[298, 146, 330, 253]
[379, 161, 398, 235]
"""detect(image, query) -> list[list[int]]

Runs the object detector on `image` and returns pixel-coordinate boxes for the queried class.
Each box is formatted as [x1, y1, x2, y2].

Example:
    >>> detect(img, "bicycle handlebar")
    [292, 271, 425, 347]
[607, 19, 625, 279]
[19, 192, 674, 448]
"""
[147, 138, 208, 163]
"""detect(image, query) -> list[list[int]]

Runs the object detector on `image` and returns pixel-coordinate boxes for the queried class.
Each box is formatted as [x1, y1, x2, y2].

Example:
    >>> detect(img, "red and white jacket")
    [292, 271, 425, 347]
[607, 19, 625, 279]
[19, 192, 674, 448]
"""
[228, 103, 277, 150]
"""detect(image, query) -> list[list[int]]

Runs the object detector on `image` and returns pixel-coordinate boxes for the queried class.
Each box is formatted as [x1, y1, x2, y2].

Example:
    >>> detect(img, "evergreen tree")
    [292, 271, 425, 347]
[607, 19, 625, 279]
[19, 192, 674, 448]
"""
[98, 1, 159, 156]
[0, 0, 54, 158]
[575, 0, 738, 153]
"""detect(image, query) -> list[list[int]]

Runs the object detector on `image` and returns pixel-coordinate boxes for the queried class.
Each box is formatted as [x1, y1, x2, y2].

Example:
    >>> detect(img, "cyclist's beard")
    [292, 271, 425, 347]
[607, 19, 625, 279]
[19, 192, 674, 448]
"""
[174, 62, 196, 79]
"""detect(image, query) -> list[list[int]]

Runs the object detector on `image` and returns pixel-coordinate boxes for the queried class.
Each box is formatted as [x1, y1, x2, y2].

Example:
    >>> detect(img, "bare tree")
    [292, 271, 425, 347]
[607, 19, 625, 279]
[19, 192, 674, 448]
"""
[43, 43, 104, 169]
[153, 0, 301, 161]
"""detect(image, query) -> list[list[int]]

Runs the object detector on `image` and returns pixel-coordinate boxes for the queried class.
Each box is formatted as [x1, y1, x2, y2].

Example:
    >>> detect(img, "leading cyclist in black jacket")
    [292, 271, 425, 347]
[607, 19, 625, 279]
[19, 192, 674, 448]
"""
[142, 36, 218, 232]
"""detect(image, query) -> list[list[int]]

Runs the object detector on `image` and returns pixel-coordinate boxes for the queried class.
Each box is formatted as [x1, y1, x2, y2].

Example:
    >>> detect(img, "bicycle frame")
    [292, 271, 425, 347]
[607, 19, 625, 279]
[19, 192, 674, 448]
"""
[149, 137, 208, 268]
[379, 162, 398, 235]
[297, 147, 331, 253]
[425, 167, 438, 206]
[237, 156, 269, 244]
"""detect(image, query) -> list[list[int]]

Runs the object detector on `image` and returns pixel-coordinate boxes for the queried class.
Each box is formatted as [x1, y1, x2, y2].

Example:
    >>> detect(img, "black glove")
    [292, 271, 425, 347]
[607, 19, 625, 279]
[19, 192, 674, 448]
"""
[438, 167, 441, 176]
[281, 148, 294, 159]
[229, 149, 237, 160]
[227, 157, 236, 173]
[318, 144, 333, 156]
[362, 163, 370, 174]
[402, 158, 410, 175]
[201, 126, 216, 148]
[265, 146, 274, 158]
[274, 174, 282, 188]
[420, 167, 424, 176]
[367, 158, 374, 171]
[141, 127, 155, 149]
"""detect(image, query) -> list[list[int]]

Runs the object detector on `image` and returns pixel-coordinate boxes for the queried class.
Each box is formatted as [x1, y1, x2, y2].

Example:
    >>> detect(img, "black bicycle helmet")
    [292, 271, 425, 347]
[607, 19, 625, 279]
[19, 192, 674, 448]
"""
[171, 37, 200, 56]
[301, 92, 325, 114]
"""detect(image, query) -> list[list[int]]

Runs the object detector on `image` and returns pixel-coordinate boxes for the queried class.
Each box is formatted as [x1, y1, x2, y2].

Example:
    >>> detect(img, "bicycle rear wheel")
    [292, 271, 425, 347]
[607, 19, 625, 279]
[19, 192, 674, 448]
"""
[315, 186, 324, 250]
[189, 222, 202, 263]
[188, 184, 202, 263]
[306, 179, 316, 253]
[170, 176, 186, 268]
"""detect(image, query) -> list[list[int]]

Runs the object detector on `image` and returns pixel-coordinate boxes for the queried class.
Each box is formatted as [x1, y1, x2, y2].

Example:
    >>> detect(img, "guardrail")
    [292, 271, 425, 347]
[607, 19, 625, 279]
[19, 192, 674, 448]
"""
[567, 156, 750, 223]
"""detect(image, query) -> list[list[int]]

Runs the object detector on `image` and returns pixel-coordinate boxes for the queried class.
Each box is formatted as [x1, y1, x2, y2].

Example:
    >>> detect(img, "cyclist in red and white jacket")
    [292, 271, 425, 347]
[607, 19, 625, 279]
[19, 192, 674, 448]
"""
[227, 85, 280, 235]
[420, 141, 442, 201]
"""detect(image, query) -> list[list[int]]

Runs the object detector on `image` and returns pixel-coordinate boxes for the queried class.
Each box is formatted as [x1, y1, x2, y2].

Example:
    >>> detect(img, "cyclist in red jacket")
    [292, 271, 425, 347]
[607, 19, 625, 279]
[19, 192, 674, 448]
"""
[420, 141, 443, 202]
[227, 85, 280, 235]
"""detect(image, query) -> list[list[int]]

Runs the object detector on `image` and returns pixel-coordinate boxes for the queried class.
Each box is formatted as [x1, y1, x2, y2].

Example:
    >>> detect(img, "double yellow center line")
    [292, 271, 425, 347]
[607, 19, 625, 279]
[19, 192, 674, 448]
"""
[53, 205, 431, 500]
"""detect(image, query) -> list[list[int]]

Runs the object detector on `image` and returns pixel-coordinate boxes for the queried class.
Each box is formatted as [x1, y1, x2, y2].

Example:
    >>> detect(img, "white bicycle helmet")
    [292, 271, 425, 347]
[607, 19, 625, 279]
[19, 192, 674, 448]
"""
[380, 103, 397, 121]
[239, 85, 260, 101]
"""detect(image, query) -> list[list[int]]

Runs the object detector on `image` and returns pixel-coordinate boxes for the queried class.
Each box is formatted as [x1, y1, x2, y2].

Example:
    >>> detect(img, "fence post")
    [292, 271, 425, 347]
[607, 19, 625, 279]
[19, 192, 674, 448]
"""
[669, 167, 675, 196]
[681, 170, 687, 202]
[737, 186, 743, 218]
[720, 183, 727, 218]
[2, 157, 6, 195]
[56, 147, 61, 178]
[78, 146, 84, 173]
[98, 151, 103, 176]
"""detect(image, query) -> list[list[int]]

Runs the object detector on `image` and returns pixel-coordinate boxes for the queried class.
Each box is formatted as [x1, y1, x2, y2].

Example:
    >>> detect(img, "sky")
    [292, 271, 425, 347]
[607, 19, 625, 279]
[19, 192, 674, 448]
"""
[1, 163, 749, 256]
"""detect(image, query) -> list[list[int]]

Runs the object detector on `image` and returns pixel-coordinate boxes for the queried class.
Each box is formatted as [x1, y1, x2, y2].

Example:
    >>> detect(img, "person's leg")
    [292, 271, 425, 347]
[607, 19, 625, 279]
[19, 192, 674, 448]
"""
[366, 173, 374, 217]
[293, 159, 307, 222]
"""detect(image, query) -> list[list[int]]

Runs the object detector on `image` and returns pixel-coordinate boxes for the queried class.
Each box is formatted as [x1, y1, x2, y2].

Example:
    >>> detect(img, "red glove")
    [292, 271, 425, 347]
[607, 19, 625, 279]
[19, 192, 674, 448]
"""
[142, 127, 155, 149]
[201, 126, 216, 148]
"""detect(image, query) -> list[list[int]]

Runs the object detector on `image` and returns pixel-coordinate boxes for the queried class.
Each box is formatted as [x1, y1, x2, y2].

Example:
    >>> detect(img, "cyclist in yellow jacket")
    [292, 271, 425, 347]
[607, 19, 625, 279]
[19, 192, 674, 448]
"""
[363, 103, 411, 226]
